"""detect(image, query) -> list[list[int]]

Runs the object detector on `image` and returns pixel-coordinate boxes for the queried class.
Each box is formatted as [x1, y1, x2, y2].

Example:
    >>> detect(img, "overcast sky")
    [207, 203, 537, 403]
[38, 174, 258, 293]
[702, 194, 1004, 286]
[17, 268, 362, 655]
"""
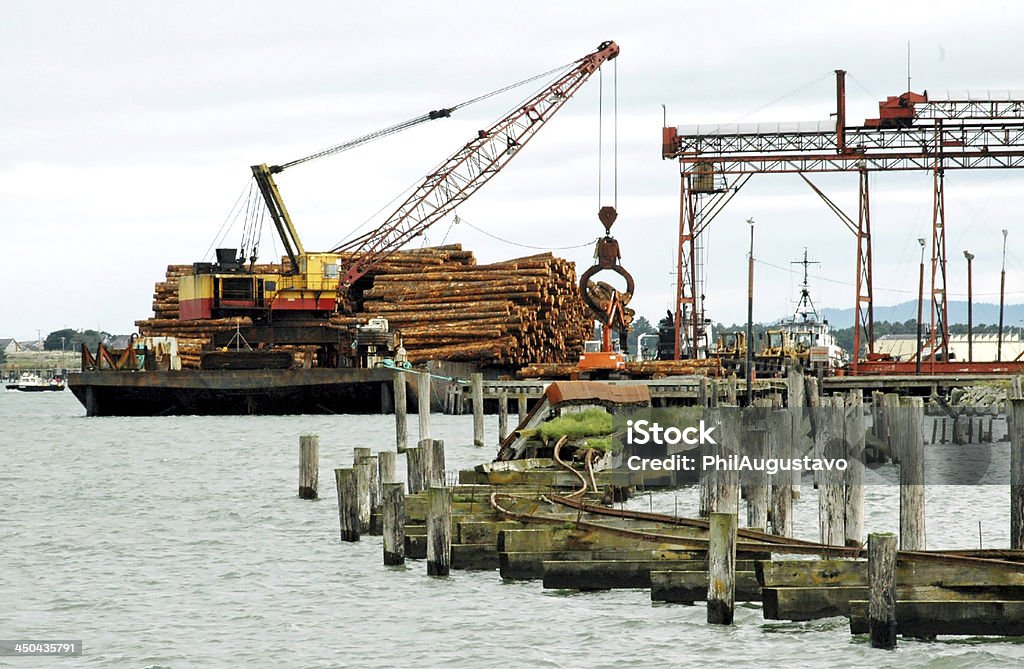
[3, 1, 1024, 340]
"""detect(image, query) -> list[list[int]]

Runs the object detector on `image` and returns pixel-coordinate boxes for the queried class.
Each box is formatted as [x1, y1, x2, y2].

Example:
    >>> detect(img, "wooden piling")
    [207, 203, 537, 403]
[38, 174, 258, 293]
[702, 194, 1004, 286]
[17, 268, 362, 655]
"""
[418, 370, 432, 443]
[743, 408, 769, 530]
[426, 486, 452, 576]
[472, 372, 485, 447]
[900, 397, 926, 551]
[382, 482, 406, 565]
[1010, 398, 1024, 549]
[845, 392, 865, 547]
[769, 409, 793, 537]
[334, 468, 359, 542]
[429, 439, 446, 487]
[498, 389, 509, 441]
[707, 512, 737, 625]
[406, 446, 426, 495]
[378, 451, 398, 487]
[726, 375, 738, 405]
[364, 454, 381, 535]
[884, 394, 902, 462]
[715, 407, 741, 514]
[517, 394, 528, 424]
[819, 395, 846, 545]
[868, 532, 898, 649]
[354, 459, 372, 534]
[298, 434, 319, 499]
[699, 408, 719, 518]
[393, 372, 408, 453]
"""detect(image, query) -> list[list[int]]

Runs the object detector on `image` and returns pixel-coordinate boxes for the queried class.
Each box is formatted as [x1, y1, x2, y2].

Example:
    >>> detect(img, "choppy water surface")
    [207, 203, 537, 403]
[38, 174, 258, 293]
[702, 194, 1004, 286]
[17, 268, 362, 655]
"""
[2, 392, 1023, 668]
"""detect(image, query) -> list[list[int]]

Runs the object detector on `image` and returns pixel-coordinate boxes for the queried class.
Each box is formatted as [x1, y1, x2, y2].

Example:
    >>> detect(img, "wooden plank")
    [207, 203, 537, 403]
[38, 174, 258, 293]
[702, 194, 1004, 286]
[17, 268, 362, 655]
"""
[764, 585, 1024, 621]
[850, 600, 1024, 637]
[651, 570, 761, 604]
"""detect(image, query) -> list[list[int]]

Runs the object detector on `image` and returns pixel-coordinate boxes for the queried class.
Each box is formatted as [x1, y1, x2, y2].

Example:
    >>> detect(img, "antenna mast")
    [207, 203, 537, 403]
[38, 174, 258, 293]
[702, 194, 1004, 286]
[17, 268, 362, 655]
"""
[791, 247, 821, 322]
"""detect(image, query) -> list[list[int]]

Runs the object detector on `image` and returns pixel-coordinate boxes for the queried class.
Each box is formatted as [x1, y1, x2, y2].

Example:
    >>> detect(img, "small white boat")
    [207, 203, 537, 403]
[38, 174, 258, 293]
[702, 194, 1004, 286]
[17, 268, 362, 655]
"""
[5, 371, 66, 392]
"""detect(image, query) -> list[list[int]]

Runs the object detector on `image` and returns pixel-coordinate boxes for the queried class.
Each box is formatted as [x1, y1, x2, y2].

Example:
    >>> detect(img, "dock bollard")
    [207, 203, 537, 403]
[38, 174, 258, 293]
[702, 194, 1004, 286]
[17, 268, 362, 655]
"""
[382, 483, 406, 566]
[427, 486, 452, 576]
[707, 512, 737, 625]
[472, 372, 484, 447]
[899, 397, 925, 550]
[418, 371, 432, 442]
[867, 532, 898, 649]
[298, 434, 319, 500]
[393, 372, 408, 453]
[334, 468, 360, 542]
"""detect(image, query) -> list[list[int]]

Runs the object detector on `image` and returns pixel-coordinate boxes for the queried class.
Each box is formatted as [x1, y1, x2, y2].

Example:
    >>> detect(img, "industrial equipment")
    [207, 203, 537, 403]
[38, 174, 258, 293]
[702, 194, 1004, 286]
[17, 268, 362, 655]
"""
[578, 206, 634, 374]
[179, 41, 620, 331]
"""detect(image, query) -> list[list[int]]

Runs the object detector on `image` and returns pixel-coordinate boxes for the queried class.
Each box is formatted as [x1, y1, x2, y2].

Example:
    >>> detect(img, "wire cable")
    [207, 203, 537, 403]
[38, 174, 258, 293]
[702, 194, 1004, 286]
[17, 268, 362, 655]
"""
[732, 71, 834, 123]
[456, 216, 596, 251]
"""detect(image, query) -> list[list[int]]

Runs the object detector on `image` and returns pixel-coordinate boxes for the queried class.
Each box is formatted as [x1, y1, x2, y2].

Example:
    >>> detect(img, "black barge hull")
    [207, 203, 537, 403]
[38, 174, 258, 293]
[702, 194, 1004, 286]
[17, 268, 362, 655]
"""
[68, 368, 399, 416]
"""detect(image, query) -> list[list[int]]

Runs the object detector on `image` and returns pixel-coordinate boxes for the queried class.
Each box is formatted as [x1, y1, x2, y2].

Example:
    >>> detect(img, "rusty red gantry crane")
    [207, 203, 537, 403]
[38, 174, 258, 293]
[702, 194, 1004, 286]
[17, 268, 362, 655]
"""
[662, 70, 1024, 374]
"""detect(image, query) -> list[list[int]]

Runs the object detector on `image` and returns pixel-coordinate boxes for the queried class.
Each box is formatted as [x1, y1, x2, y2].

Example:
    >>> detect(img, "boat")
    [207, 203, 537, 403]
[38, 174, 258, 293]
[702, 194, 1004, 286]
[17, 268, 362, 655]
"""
[777, 249, 848, 372]
[5, 371, 66, 392]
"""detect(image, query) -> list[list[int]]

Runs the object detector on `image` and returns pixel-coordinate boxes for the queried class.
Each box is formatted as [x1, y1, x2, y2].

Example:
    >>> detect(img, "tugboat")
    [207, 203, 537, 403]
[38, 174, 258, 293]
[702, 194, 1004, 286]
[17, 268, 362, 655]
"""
[776, 248, 848, 373]
[5, 371, 66, 392]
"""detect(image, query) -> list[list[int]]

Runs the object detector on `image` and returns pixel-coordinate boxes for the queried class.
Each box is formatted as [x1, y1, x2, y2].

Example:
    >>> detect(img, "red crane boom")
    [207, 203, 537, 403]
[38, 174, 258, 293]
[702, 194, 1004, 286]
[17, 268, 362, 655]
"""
[333, 40, 619, 293]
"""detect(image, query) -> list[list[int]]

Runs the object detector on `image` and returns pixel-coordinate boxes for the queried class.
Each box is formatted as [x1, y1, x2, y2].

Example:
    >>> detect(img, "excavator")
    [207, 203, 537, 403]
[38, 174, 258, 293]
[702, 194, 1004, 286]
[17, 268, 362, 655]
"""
[178, 41, 620, 343]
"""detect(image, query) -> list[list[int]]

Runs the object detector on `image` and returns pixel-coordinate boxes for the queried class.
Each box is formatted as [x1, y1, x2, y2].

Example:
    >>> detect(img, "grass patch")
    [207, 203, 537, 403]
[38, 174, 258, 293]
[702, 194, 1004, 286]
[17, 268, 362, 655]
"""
[537, 408, 612, 442]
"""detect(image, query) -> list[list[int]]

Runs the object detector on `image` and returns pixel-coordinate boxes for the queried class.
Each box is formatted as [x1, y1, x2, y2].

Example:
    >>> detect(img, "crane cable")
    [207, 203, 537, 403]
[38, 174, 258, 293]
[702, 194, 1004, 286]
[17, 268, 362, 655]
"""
[275, 59, 576, 172]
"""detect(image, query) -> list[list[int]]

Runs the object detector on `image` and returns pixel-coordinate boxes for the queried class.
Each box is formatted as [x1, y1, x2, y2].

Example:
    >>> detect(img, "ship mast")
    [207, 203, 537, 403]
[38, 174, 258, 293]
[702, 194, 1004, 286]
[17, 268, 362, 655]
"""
[791, 247, 821, 323]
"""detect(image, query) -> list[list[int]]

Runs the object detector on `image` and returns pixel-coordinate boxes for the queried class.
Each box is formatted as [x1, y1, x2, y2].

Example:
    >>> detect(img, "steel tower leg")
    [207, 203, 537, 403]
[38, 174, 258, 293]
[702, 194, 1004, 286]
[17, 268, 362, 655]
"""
[852, 168, 874, 372]
[675, 171, 698, 360]
[929, 164, 950, 366]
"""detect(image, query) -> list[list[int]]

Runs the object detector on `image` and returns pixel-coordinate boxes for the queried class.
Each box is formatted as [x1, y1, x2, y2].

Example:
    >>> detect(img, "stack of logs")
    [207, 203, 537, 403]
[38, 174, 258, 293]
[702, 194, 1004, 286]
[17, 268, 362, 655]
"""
[359, 251, 590, 366]
[135, 246, 591, 369]
[517, 357, 726, 379]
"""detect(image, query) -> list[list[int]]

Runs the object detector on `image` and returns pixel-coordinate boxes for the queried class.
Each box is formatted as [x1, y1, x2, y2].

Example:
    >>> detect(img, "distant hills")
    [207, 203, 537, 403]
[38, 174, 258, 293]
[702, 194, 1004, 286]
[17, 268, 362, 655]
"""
[817, 301, 1024, 329]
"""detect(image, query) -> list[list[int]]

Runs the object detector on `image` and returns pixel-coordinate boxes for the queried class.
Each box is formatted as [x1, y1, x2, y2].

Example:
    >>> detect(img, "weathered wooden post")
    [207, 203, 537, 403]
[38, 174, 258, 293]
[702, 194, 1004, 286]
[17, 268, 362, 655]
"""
[429, 439, 446, 487]
[418, 370, 432, 443]
[699, 407, 720, 518]
[707, 511, 737, 625]
[298, 434, 319, 499]
[743, 406, 769, 530]
[382, 482, 406, 565]
[517, 393, 528, 424]
[378, 451, 398, 487]
[498, 389, 509, 441]
[818, 395, 846, 545]
[1010, 398, 1024, 549]
[354, 458, 372, 534]
[698, 377, 709, 407]
[715, 406, 741, 515]
[406, 446, 425, 495]
[726, 375, 738, 405]
[426, 486, 452, 576]
[393, 372, 408, 453]
[844, 391, 865, 547]
[884, 393, 902, 462]
[334, 468, 359, 542]
[867, 532, 898, 649]
[472, 372, 485, 447]
[363, 454, 382, 535]
[900, 396, 926, 550]
[769, 408, 793, 537]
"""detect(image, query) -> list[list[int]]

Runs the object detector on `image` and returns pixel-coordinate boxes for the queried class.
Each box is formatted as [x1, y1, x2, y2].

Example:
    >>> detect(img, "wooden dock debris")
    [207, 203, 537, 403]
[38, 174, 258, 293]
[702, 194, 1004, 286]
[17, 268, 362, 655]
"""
[393, 372, 408, 453]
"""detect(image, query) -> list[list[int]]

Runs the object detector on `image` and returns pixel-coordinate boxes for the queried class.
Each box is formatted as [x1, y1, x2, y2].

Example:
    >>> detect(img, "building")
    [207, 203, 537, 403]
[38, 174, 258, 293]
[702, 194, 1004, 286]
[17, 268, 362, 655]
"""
[874, 332, 1024, 362]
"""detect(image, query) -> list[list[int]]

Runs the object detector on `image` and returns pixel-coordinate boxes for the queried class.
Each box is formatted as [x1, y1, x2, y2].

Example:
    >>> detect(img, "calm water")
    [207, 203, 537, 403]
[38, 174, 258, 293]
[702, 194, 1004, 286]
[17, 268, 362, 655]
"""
[2, 391, 1023, 668]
